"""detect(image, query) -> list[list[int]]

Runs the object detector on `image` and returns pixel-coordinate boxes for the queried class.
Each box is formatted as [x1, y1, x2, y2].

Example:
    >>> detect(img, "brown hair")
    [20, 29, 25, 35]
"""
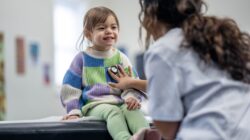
[83, 6, 119, 37]
[139, 0, 250, 83]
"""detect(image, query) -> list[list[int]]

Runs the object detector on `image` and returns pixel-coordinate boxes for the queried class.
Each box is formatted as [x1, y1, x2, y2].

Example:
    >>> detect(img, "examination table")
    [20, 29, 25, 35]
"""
[0, 104, 151, 140]
[0, 120, 112, 140]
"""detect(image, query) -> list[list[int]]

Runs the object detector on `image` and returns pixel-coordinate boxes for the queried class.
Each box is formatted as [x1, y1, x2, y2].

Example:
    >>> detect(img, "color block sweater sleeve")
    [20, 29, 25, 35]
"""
[60, 52, 84, 116]
[120, 52, 145, 101]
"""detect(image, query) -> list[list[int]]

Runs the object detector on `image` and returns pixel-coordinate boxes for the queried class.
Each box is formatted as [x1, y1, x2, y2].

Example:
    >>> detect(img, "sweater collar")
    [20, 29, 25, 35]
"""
[85, 47, 116, 59]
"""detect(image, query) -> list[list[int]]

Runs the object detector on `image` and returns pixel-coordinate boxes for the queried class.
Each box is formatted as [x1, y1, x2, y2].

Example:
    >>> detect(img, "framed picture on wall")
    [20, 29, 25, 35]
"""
[16, 36, 26, 75]
[0, 32, 6, 120]
[29, 42, 39, 65]
[43, 63, 51, 85]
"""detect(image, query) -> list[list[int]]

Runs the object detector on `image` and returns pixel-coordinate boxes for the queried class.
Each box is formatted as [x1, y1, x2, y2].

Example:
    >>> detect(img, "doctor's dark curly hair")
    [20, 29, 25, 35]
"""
[139, 0, 250, 83]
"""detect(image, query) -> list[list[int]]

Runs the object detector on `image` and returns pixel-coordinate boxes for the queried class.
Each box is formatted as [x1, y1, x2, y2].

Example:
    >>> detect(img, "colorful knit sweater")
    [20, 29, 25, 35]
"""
[60, 47, 143, 116]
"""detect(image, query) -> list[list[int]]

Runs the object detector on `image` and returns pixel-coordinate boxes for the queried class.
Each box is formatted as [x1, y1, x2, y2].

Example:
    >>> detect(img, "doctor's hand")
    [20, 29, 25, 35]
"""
[108, 65, 134, 90]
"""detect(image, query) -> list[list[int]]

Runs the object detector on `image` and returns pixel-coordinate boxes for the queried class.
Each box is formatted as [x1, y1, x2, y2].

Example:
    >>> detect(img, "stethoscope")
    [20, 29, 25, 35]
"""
[110, 65, 119, 75]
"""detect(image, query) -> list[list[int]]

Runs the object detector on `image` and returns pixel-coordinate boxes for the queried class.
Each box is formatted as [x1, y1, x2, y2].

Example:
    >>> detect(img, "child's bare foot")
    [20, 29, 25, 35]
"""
[130, 128, 161, 140]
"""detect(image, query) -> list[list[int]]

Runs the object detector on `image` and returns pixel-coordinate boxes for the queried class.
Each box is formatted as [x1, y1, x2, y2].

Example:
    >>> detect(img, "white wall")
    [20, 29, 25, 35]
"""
[207, 0, 250, 32]
[0, 0, 64, 120]
[54, 0, 86, 85]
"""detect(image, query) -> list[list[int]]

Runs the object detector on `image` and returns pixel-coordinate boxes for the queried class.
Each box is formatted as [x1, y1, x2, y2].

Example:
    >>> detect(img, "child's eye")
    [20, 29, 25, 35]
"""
[98, 27, 105, 30]
[112, 26, 118, 30]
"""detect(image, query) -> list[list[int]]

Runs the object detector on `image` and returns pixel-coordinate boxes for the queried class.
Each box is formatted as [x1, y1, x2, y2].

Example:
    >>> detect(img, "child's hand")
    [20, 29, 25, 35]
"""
[62, 114, 80, 120]
[125, 97, 141, 110]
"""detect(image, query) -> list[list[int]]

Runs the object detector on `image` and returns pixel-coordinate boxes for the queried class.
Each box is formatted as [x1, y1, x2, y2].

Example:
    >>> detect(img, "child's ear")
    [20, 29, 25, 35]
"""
[84, 30, 92, 41]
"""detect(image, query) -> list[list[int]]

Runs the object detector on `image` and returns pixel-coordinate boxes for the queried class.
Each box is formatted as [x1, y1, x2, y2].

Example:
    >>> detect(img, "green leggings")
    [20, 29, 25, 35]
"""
[86, 104, 149, 140]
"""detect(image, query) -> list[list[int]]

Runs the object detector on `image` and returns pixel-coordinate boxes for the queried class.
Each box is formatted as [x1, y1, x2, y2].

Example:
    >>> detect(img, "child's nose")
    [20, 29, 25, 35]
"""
[105, 28, 112, 34]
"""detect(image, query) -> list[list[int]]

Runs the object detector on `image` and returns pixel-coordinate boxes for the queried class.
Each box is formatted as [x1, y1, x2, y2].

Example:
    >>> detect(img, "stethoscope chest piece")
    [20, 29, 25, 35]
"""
[110, 65, 118, 75]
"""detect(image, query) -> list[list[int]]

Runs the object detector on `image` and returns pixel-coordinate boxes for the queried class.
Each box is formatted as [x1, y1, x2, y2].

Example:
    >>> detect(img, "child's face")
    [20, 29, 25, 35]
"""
[89, 15, 119, 51]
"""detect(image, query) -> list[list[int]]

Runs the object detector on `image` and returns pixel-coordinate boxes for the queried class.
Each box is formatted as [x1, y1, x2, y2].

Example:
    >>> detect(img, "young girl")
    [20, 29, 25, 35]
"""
[110, 0, 250, 139]
[60, 6, 155, 140]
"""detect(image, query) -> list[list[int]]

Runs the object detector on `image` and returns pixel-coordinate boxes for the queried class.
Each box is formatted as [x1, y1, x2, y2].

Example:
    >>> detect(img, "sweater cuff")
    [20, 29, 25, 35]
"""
[121, 89, 142, 102]
[68, 109, 82, 117]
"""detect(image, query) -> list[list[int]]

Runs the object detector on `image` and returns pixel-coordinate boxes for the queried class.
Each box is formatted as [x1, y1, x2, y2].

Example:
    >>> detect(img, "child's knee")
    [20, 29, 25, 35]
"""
[103, 104, 122, 118]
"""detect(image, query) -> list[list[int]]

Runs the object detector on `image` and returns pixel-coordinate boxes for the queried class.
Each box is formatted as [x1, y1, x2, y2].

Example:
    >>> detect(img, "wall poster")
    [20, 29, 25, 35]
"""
[16, 37, 25, 74]
[30, 42, 39, 65]
[43, 63, 51, 85]
[0, 32, 6, 120]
